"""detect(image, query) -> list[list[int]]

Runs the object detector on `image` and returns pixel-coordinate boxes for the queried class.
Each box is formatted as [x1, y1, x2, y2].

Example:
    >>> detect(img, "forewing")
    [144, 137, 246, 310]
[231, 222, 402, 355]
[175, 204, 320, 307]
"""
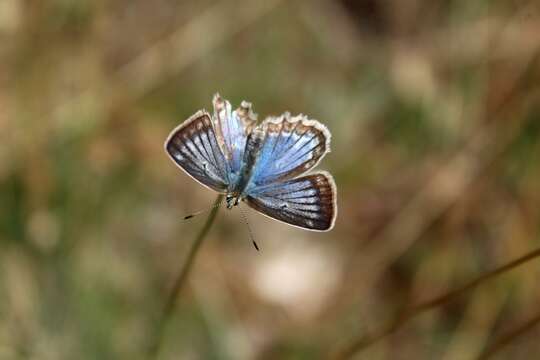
[165, 111, 229, 192]
[248, 114, 330, 187]
[212, 93, 257, 176]
[245, 172, 337, 231]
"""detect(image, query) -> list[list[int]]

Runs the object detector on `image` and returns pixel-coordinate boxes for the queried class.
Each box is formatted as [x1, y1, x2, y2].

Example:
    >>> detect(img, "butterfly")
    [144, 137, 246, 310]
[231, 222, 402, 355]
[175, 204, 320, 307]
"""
[165, 94, 337, 231]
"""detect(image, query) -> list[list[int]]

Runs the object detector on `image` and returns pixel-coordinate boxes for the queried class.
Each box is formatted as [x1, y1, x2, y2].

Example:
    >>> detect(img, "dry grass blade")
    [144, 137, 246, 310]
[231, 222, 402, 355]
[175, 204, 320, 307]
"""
[331, 247, 540, 360]
[478, 312, 540, 360]
[329, 35, 540, 358]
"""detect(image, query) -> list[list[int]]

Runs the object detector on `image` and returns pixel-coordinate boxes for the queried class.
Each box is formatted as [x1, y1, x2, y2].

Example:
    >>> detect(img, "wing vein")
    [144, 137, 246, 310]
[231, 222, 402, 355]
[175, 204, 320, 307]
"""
[171, 140, 205, 173]
[273, 121, 303, 160]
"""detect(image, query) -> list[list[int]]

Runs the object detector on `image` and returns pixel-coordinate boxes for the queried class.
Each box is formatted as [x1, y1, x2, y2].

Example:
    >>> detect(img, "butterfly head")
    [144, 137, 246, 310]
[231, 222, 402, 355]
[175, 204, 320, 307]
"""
[225, 193, 242, 209]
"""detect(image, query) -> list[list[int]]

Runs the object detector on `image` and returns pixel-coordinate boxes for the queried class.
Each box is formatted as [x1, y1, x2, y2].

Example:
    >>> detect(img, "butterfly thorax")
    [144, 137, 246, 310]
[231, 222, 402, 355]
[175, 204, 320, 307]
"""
[228, 126, 265, 198]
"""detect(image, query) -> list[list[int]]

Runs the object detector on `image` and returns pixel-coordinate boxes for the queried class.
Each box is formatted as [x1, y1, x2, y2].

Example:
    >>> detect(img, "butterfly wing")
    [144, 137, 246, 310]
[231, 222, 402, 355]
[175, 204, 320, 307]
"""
[165, 111, 230, 192]
[212, 93, 257, 179]
[246, 114, 330, 188]
[245, 171, 337, 231]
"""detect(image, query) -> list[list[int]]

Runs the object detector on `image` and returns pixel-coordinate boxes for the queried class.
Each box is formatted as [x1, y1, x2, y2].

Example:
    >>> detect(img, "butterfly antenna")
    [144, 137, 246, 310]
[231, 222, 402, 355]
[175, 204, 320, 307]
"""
[183, 200, 223, 220]
[240, 205, 259, 251]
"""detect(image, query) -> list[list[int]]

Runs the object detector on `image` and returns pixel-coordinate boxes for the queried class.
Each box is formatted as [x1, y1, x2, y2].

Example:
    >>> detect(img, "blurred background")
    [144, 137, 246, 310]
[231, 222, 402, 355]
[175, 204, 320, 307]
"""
[1, 0, 540, 359]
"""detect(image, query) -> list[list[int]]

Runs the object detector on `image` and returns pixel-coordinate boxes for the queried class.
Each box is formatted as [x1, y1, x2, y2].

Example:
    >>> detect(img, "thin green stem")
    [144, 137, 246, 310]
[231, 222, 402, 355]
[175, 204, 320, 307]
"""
[331, 247, 540, 360]
[147, 194, 223, 359]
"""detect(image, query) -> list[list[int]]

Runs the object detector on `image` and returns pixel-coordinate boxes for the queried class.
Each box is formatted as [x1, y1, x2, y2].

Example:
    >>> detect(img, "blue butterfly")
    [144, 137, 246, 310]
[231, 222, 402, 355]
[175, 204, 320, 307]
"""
[165, 94, 337, 231]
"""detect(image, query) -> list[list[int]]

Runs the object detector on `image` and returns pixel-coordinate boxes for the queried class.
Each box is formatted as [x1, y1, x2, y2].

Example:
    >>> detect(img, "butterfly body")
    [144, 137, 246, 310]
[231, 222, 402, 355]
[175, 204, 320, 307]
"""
[166, 94, 337, 231]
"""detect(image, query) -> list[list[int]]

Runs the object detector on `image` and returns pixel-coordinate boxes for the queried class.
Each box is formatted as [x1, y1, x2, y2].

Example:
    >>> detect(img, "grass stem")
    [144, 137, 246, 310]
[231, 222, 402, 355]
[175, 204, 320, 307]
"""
[147, 194, 223, 359]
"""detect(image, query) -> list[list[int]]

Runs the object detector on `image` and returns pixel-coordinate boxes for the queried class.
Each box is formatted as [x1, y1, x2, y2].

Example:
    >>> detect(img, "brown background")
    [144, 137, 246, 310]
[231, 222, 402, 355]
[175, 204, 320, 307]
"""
[1, 0, 540, 359]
